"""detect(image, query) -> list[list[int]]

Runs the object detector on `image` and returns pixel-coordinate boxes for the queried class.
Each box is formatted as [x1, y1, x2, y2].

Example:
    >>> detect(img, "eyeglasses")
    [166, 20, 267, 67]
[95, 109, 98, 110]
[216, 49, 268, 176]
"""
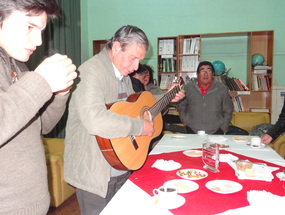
[198, 69, 212, 74]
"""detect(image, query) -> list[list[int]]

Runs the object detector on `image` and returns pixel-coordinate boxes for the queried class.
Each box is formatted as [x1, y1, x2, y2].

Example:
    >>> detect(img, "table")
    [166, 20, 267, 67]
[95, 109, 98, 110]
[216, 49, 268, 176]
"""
[100, 134, 285, 215]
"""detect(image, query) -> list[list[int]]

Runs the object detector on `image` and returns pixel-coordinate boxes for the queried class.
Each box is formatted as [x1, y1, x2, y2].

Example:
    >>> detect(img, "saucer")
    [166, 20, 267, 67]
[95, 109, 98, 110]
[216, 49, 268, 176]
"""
[249, 143, 266, 149]
[171, 135, 187, 140]
[152, 194, 185, 210]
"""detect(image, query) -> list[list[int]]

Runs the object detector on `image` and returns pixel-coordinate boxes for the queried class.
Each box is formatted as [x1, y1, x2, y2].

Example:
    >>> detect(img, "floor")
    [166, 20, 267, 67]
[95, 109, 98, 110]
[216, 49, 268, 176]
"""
[47, 194, 80, 215]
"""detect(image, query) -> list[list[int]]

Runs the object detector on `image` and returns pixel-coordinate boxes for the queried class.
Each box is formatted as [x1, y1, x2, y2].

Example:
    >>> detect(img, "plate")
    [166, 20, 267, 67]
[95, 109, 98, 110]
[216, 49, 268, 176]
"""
[249, 143, 266, 149]
[206, 180, 243, 194]
[176, 169, 208, 180]
[152, 194, 185, 210]
[208, 135, 227, 142]
[276, 172, 285, 181]
[183, 150, 202, 157]
[232, 136, 251, 143]
[171, 135, 187, 140]
[163, 179, 199, 193]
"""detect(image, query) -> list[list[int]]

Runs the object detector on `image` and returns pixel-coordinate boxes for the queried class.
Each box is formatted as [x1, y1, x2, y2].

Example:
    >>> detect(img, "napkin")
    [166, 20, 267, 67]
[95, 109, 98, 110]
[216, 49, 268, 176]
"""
[220, 153, 239, 162]
[217, 190, 285, 215]
[152, 159, 181, 171]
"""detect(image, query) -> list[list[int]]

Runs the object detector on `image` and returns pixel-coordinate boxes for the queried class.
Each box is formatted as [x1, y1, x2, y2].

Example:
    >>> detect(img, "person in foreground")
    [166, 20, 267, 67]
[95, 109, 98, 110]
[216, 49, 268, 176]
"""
[64, 25, 184, 215]
[261, 99, 285, 144]
[178, 61, 233, 134]
[0, 0, 77, 214]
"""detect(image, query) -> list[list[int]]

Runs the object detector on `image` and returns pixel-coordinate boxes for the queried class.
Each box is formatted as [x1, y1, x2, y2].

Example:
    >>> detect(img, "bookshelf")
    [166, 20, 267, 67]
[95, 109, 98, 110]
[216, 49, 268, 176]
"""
[157, 37, 177, 89]
[157, 30, 274, 118]
[93, 40, 107, 55]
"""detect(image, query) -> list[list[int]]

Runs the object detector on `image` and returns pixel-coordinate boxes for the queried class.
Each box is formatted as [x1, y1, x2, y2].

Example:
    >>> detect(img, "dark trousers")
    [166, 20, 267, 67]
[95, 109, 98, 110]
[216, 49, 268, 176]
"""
[76, 171, 131, 215]
[186, 126, 224, 135]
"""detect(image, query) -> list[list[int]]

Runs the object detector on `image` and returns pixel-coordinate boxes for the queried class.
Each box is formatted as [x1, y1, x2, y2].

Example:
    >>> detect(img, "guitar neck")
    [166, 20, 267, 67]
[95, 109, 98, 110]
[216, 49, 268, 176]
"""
[149, 85, 181, 118]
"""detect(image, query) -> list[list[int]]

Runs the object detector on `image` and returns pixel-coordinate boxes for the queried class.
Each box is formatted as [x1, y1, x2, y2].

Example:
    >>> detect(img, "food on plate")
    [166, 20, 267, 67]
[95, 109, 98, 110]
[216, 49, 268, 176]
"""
[210, 143, 229, 148]
[210, 184, 233, 193]
[185, 151, 202, 156]
[245, 168, 255, 177]
[236, 160, 253, 171]
[173, 183, 191, 191]
[233, 136, 250, 142]
[178, 170, 207, 179]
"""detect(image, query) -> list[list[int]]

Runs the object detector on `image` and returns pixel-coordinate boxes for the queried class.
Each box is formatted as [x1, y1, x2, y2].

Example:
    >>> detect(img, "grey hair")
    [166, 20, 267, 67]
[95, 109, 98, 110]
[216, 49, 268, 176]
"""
[106, 25, 149, 52]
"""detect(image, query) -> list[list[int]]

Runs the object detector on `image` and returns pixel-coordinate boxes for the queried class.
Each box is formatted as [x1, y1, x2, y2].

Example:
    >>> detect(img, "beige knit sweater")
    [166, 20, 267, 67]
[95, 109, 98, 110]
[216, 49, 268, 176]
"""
[0, 48, 69, 214]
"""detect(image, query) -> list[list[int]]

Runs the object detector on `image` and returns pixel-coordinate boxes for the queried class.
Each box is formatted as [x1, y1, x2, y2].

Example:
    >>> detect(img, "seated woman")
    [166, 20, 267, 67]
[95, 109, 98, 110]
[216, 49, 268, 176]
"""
[130, 64, 186, 133]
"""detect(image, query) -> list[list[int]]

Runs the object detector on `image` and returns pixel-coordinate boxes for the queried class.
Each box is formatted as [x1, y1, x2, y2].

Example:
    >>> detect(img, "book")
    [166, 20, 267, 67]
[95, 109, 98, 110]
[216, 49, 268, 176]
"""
[237, 79, 249, 91]
[250, 108, 270, 113]
[183, 38, 191, 54]
[254, 65, 272, 70]
[254, 69, 267, 74]
[252, 75, 259, 91]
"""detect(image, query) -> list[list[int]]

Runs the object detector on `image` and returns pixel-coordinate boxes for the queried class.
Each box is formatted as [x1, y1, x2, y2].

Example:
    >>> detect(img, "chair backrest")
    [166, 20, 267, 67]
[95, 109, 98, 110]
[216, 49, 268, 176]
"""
[230, 112, 270, 132]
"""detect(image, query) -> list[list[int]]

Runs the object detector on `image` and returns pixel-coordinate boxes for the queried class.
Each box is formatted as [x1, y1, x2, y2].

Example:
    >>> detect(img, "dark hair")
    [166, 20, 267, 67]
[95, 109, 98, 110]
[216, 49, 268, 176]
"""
[0, 0, 59, 25]
[143, 64, 155, 84]
[106, 25, 149, 52]
[197, 61, 215, 73]
[131, 64, 148, 77]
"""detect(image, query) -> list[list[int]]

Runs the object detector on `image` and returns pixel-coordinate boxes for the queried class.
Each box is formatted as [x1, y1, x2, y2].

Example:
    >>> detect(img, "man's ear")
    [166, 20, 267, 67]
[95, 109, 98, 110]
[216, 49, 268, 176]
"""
[113, 41, 121, 52]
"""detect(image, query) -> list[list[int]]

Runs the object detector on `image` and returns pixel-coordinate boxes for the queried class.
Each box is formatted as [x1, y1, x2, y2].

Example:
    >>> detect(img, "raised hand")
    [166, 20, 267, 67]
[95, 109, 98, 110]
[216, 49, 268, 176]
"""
[34, 54, 77, 94]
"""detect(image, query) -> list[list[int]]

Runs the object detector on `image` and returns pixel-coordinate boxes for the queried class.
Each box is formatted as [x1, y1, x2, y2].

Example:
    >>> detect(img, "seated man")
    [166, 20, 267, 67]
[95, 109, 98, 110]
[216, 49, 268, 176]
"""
[261, 98, 285, 144]
[178, 61, 233, 134]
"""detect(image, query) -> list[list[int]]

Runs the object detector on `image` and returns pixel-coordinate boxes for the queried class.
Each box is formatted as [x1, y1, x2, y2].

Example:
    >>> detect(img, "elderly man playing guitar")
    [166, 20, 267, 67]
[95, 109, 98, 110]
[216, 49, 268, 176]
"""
[64, 25, 184, 215]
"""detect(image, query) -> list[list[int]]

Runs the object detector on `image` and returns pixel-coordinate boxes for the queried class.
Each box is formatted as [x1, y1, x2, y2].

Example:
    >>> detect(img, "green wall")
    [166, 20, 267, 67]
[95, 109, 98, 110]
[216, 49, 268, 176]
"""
[80, 0, 285, 86]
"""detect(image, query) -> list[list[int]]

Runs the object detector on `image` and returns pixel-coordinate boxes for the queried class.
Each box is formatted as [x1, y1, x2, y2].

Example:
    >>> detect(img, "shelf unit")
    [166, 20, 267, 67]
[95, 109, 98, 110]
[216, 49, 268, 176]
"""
[157, 37, 177, 90]
[93, 40, 107, 55]
[157, 30, 274, 118]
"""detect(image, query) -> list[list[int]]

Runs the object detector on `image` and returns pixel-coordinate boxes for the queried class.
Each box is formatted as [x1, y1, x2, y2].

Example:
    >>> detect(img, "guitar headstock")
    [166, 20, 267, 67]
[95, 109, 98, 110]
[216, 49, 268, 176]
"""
[176, 76, 185, 90]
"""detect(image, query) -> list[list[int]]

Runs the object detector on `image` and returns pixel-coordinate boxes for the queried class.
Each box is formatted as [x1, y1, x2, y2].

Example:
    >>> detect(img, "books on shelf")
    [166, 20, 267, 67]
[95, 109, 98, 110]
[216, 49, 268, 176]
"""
[159, 39, 175, 55]
[182, 37, 200, 54]
[181, 55, 199, 71]
[160, 73, 176, 90]
[252, 74, 271, 91]
[232, 96, 244, 112]
[250, 108, 270, 113]
[216, 76, 249, 91]
[179, 73, 197, 84]
[254, 65, 272, 70]
[159, 57, 176, 72]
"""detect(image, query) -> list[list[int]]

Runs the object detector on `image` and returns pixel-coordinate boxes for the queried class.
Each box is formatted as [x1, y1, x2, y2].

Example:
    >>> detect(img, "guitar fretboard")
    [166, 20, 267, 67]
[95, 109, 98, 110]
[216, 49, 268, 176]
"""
[149, 85, 181, 118]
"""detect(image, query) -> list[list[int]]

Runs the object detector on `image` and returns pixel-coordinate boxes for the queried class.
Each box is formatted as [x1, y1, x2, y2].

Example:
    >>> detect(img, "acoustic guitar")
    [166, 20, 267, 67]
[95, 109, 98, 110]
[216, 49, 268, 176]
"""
[96, 79, 183, 170]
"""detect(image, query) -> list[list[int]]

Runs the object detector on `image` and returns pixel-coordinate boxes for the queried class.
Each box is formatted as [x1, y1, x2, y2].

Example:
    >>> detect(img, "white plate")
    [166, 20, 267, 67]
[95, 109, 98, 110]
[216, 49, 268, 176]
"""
[276, 172, 285, 181]
[171, 135, 187, 140]
[232, 136, 251, 143]
[183, 150, 202, 157]
[220, 153, 239, 162]
[176, 169, 208, 180]
[206, 180, 243, 194]
[208, 135, 227, 142]
[152, 194, 185, 210]
[163, 179, 199, 193]
[249, 143, 266, 149]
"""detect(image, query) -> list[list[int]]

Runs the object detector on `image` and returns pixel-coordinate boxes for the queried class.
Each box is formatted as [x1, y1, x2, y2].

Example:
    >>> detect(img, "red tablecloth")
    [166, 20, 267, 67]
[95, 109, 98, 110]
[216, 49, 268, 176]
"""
[129, 150, 285, 215]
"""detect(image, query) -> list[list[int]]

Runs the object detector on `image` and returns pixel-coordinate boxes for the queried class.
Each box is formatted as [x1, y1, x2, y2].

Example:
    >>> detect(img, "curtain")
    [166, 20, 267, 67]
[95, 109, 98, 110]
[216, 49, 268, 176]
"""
[27, 0, 81, 138]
